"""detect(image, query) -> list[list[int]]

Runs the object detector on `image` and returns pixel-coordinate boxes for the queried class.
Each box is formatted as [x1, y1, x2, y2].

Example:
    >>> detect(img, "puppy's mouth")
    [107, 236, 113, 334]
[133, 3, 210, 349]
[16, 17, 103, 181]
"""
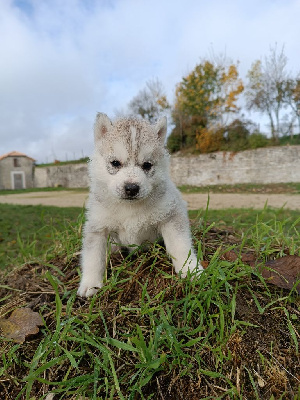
[122, 194, 142, 201]
[123, 197, 140, 201]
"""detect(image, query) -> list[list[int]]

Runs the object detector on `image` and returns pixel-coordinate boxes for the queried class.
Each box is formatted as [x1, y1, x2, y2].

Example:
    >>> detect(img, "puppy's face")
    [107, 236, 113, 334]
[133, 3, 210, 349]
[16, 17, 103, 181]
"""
[93, 114, 168, 201]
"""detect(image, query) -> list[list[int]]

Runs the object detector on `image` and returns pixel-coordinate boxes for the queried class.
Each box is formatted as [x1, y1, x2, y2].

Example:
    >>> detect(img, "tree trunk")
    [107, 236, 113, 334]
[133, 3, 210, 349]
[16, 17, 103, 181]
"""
[268, 112, 278, 142]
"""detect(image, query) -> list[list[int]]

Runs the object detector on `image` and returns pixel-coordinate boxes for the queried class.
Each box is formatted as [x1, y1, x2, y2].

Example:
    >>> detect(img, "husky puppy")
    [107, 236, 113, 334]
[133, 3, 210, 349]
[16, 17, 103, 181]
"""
[78, 113, 203, 297]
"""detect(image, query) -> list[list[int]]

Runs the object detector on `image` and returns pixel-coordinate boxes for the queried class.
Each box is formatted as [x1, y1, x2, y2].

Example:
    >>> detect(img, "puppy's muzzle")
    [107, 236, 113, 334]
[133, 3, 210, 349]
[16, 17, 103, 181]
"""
[124, 183, 140, 199]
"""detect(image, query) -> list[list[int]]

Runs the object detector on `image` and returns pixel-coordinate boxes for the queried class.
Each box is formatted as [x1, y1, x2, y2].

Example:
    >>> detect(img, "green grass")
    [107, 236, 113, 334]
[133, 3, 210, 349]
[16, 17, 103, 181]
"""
[179, 182, 300, 194]
[1, 203, 299, 271]
[0, 204, 299, 399]
[189, 206, 300, 232]
[0, 204, 84, 269]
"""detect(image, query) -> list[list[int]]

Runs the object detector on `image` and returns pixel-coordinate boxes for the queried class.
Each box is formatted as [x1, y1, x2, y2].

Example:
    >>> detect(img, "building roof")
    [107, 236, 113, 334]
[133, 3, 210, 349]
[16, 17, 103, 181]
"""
[0, 151, 35, 162]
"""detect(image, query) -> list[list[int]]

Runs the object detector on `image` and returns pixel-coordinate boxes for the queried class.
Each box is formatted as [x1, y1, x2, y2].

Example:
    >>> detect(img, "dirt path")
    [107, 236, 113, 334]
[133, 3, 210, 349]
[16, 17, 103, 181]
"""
[1, 190, 300, 210]
[0, 191, 89, 208]
[183, 192, 300, 210]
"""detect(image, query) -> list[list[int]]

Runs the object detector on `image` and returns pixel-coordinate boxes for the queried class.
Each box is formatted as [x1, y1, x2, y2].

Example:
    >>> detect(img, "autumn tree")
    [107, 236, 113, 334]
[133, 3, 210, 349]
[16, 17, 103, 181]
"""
[168, 60, 244, 152]
[127, 78, 170, 123]
[176, 61, 221, 122]
[246, 45, 290, 142]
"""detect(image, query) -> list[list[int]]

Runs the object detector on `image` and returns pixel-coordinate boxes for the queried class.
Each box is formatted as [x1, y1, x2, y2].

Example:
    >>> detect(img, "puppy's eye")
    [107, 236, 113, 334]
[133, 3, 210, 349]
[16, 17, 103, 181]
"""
[142, 162, 153, 171]
[111, 160, 121, 168]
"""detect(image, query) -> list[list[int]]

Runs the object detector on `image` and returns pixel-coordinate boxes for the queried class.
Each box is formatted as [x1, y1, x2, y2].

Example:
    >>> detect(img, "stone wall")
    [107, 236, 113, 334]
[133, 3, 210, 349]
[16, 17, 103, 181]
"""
[170, 145, 300, 186]
[34, 163, 89, 188]
[34, 145, 300, 188]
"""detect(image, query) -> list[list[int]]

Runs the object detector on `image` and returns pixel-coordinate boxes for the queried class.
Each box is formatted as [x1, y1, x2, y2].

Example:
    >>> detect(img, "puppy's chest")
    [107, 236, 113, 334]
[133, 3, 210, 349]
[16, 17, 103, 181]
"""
[109, 216, 159, 246]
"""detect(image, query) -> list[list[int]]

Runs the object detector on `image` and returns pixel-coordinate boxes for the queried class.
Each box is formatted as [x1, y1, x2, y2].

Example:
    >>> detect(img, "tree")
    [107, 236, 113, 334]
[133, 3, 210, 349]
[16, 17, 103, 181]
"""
[284, 77, 300, 135]
[223, 119, 252, 151]
[127, 78, 170, 123]
[175, 61, 222, 122]
[246, 45, 290, 142]
[169, 59, 244, 152]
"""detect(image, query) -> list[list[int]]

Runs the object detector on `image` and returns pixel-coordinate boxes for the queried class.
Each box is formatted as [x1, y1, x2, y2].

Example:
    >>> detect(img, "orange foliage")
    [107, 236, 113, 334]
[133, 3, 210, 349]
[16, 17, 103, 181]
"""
[196, 126, 224, 153]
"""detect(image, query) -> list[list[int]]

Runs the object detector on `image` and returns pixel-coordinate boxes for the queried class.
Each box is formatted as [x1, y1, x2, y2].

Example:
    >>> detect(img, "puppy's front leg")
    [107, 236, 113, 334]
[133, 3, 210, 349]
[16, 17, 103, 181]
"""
[77, 229, 107, 297]
[161, 218, 203, 277]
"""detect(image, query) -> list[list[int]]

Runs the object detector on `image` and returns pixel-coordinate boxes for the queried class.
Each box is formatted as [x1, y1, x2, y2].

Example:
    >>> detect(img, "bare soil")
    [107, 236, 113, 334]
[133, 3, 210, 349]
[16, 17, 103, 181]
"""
[0, 190, 300, 210]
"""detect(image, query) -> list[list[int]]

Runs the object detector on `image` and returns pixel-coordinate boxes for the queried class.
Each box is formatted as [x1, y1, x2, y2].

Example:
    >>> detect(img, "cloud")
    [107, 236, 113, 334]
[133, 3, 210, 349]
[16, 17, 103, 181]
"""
[0, 0, 299, 163]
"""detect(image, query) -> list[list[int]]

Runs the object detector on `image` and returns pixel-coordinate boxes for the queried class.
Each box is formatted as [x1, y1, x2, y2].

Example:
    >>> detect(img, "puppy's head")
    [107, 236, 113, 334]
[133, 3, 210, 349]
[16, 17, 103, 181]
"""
[93, 113, 169, 201]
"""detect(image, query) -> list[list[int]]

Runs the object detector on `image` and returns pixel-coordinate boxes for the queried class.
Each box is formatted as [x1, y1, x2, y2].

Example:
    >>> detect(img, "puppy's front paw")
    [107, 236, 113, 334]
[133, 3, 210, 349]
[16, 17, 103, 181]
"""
[180, 260, 204, 278]
[77, 282, 103, 298]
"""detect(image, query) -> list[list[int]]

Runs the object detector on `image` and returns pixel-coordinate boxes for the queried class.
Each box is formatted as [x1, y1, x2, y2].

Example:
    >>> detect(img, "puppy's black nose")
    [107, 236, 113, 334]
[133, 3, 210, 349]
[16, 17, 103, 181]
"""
[124, 183, 140, 198]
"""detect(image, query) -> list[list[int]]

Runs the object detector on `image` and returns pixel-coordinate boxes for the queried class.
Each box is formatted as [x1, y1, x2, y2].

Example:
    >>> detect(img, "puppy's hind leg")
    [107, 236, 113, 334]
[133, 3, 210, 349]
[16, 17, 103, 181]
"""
[78, 230, 107, 298]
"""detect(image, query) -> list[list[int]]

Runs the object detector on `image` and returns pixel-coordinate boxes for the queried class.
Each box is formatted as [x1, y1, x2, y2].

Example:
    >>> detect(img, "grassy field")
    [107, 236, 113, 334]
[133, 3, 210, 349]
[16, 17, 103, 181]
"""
[1, 182, 300, 196]
[0, 204, 84, 270]
[0, 203, 299, 399]
[179, 182, 300, 194]
[1, 203, 299, 271]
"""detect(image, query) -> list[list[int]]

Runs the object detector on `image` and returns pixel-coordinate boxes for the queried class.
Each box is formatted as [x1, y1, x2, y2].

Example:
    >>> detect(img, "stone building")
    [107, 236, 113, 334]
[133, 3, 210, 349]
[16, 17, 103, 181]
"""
[0, 151, 35, 190]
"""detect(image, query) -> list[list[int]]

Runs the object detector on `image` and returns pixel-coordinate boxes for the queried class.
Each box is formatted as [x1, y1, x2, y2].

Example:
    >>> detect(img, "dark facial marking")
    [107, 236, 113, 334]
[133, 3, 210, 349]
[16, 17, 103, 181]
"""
[107, 159, 122, 175]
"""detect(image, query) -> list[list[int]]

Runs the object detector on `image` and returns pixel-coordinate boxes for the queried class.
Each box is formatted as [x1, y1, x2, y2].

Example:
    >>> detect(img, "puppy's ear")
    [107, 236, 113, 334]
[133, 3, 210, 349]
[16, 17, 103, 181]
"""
[156, 116, 167, 142]
[94, 112, 112, 142]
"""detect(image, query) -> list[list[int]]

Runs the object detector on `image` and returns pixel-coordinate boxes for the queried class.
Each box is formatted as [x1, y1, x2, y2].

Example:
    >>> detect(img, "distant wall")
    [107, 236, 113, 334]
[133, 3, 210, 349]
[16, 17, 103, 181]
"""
[34, 145, 300, 188]
[170, 145, 300, 186]
[34, 163, 89, 188]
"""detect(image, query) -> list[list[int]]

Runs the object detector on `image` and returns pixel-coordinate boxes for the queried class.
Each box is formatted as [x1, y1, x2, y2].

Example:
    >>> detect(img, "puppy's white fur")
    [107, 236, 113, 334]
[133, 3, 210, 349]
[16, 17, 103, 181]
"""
[78, 113, 202, 297]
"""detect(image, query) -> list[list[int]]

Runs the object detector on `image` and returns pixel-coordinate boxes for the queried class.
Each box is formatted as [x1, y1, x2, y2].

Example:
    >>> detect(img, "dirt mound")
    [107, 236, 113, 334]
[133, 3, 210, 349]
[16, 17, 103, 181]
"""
[0, 226, 299, 399]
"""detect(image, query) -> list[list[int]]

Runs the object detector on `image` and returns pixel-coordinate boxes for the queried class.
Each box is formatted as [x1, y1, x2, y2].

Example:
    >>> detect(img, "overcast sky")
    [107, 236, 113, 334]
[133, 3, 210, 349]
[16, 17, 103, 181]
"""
[0, 0, 299, 163]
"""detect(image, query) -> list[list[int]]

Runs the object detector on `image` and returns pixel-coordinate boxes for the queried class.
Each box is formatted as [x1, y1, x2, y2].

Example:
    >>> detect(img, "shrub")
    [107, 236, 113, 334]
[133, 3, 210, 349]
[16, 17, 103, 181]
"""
[248, 132, 269, 149]
[167, 132, 182, 153]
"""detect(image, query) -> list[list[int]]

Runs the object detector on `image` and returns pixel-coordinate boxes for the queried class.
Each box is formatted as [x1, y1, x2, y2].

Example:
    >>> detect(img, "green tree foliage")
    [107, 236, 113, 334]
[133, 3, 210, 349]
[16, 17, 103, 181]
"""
[176, 61, 221, 121]
[223, 119, 252, 151]
[248, 132, 269, 149]
[223, 119, 269, 151]
[168, 60, 244, 153]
